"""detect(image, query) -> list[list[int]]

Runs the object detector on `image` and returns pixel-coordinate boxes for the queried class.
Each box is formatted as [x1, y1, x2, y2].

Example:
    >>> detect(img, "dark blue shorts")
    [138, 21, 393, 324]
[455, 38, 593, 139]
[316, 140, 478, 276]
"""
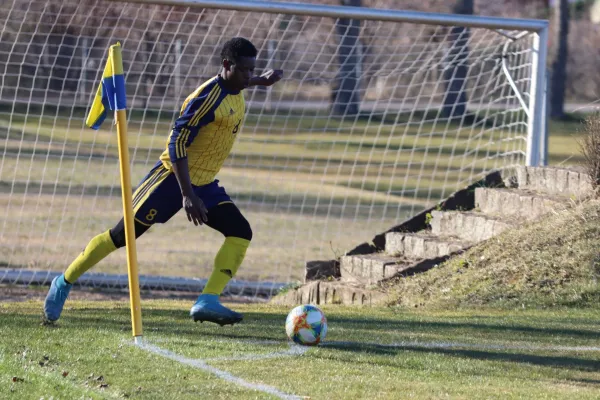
[132, 163, 232, 226]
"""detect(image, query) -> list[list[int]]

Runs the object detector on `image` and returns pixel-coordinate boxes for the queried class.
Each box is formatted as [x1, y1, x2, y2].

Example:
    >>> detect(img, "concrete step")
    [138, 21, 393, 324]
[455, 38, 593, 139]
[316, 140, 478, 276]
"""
[430, 210, 517, 242]
[271, 281, 387, 306]
[385, 231, 471, 259]
[475, 187, 567, 220]
[339, 253, 441, 285]
[515, 166, 592, 198]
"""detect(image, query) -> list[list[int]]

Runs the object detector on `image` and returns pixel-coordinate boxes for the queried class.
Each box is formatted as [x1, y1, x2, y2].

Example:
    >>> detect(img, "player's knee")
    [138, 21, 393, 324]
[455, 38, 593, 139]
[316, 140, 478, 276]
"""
[109, 219, 149, 249]
[109, 227, 126, 249]
[240, 222, 253, 241]
[234, 219, 252, 241]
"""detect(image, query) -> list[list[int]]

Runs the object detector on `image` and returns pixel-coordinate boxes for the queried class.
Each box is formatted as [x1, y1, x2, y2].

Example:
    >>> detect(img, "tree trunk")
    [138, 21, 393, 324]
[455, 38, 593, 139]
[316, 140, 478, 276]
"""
[143, 32, 157, 110]
[332, 0, 361, 117]
[442, 0, 473, 120]
[49, 32, 78, 92]
[550, 0, 569, 119]
[591, 0, 600, 24]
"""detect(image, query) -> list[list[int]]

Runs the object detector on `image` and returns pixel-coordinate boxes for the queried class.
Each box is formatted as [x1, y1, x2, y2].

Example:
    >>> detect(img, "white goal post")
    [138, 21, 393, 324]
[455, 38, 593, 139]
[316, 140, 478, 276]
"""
[0, 0, 548, 295]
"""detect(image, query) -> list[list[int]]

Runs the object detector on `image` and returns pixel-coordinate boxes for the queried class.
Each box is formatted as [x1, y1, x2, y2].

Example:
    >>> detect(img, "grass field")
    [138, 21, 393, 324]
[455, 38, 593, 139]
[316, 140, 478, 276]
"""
[1, 106, 598, 399]
[1, 300, 600, 399]
[0, 103, 588, 284]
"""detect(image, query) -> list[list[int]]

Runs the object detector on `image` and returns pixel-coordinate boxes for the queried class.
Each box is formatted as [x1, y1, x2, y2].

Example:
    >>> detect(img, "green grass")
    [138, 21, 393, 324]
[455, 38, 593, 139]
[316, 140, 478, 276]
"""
[2, 301, 600, 399]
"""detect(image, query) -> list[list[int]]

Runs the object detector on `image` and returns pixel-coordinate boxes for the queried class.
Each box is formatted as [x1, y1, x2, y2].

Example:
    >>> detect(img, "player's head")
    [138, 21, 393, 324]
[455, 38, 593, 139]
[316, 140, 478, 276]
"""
[220, 37, 257, 91]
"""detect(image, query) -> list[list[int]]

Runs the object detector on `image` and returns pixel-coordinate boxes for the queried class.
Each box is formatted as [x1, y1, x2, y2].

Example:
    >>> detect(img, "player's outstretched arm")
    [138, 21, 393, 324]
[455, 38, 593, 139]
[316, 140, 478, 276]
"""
[249, 69, 283, 87]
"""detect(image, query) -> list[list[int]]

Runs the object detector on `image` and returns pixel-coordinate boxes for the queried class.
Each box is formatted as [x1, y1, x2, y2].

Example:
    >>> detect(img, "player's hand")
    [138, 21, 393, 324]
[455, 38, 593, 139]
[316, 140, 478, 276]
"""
[182, 194, 208, 226]
[259, 69, 283, 86]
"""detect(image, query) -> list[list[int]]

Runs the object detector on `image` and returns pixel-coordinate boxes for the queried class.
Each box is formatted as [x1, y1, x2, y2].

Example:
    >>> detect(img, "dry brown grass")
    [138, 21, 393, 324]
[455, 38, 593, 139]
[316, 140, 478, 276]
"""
[578, 113, 600, 191]
[388, 197, 600, 309]
[0, 193, 392, 283]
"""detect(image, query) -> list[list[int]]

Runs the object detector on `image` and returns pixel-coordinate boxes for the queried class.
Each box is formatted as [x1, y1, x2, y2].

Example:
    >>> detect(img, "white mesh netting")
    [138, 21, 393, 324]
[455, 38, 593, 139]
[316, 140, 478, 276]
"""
[0, 0, 541, 293]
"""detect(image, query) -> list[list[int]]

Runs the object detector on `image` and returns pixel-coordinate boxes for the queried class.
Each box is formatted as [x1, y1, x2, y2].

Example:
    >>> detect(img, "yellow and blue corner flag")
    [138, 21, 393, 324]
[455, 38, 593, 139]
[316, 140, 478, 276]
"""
[85, 42, 127, 129]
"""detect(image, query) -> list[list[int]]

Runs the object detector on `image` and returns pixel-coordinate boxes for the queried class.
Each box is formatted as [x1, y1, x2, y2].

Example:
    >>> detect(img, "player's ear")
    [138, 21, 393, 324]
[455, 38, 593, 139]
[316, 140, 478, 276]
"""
[223, 59, 233, 71]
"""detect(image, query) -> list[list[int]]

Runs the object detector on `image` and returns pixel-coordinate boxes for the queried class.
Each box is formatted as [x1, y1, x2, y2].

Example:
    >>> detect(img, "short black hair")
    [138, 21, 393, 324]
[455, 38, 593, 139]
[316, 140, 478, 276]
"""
[220, 37, 257, 63]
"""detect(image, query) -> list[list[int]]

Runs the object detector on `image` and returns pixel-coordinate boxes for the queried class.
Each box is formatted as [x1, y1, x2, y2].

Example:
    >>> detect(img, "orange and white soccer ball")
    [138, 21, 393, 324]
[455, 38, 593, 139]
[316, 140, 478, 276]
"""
[285, 304, 327, 346]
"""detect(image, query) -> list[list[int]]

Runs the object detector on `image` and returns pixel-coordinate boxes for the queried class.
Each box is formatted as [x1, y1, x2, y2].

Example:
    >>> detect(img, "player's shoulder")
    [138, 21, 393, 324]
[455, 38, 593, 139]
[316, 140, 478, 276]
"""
[180, 77, 221, 113]
[193, 76, 220, 99]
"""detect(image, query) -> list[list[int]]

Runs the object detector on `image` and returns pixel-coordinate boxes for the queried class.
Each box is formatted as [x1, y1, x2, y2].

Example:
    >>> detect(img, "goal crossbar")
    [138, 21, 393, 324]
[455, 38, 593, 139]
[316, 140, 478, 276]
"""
[120, 0, 548, 32]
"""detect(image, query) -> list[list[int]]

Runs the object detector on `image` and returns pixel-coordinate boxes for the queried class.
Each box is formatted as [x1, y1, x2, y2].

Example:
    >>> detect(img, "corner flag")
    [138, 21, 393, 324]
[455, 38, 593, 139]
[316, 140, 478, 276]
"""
[85, 42, 127, 129]
[85, 43, 143, 342]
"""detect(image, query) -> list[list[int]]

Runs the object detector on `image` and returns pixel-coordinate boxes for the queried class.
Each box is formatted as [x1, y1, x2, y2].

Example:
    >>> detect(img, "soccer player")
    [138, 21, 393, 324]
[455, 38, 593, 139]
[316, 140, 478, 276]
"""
[44, 37, 283, 326]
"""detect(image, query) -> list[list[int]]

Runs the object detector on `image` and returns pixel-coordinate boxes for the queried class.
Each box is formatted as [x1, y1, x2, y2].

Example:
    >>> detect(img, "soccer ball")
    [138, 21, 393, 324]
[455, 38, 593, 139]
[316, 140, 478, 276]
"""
[285, 304, 327, 346]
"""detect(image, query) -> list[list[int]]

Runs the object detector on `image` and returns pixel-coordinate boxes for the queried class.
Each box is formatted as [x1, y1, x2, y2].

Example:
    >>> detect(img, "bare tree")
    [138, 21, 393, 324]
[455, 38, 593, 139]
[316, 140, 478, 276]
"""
[550, 0, 569, 119]
[592, 0, 600, 24]
[441, 0, 473, 120]
[331, 0, 362, 117]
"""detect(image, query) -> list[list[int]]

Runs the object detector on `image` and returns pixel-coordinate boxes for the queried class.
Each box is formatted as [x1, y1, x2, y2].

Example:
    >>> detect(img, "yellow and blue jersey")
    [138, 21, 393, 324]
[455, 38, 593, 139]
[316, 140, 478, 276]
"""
[159, 75, 245, 186]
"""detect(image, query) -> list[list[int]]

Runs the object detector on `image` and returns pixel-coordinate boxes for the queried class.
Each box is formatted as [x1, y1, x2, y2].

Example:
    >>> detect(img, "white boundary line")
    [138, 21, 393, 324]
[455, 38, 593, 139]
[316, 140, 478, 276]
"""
[143, 338, 308, 361]
[151, 338, 283, 346]
[203, 344, 308, 362]
[136, 341, 304, 400]
[132, 337, 600, 399]
[324, 340, 600, 352]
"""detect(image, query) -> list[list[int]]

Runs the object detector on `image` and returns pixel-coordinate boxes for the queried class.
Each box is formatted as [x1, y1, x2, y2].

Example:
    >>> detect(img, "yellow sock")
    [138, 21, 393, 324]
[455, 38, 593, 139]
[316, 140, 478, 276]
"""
[202, 236, 250, 296]
[64, 230, 117, 283]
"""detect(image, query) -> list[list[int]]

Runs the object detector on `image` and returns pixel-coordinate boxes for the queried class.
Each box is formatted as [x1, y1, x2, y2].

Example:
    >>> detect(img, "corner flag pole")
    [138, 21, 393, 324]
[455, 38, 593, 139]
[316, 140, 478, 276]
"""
[111, 44, 143, 342]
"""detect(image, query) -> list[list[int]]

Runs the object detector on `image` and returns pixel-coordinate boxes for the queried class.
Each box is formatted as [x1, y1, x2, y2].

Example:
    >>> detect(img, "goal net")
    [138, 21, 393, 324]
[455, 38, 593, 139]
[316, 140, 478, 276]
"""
[0, 0, 547, 295]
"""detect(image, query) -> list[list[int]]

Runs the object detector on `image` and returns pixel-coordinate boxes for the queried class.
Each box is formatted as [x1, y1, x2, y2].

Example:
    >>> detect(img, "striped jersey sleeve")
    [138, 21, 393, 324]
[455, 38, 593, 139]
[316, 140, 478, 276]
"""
[167, 81, 222, 162]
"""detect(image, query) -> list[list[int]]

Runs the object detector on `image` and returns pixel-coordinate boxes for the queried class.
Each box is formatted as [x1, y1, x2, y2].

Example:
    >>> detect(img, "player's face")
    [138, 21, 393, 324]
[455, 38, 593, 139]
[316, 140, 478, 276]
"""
[226, 57, 256, 90]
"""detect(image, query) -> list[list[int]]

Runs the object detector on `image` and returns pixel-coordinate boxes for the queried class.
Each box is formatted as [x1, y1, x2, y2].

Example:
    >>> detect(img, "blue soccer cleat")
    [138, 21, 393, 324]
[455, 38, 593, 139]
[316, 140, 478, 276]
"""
[190, 294, 243, 326]
[44, 274, 72, 322]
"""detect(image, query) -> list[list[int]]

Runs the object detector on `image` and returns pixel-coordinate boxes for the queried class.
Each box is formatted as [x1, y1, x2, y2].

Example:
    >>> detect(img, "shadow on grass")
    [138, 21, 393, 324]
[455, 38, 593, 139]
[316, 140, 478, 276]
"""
[3, 307, 600, 372]
[568, 378, 600, 386]
[325, 315, 600, 339]
[322, 340, 600, 372]
[4, 307, 599, 338]
[3, 306, 600, 336]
